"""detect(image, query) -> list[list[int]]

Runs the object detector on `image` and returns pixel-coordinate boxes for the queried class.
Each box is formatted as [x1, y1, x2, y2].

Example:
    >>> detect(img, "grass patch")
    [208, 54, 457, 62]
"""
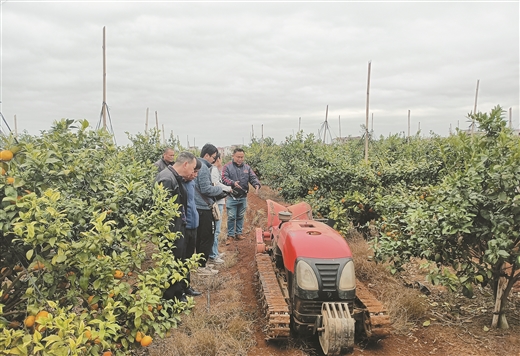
[143, 268, 256, 356]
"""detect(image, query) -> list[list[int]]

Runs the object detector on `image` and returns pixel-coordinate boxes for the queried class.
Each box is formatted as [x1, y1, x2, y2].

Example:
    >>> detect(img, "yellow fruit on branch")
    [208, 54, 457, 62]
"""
[24, 315, 35, 328]
[140, 335, 152, 347]
[32, 261, 45, 271]
[113, 270, 124, 279]
[135, 331, 143, 343]
[0, 150, 14, 161]
[35, 310, 49, 321]
[6, 177, 14, 184]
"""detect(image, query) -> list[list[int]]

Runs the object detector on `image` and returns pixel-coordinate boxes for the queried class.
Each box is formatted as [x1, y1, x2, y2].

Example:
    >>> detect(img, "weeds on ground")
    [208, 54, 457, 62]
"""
[347, 230, 429, 333]
[144, 265, 256, 356]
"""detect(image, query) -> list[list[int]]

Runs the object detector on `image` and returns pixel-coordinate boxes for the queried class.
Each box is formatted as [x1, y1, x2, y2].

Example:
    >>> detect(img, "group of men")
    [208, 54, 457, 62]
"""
[154, 144, 261, 303]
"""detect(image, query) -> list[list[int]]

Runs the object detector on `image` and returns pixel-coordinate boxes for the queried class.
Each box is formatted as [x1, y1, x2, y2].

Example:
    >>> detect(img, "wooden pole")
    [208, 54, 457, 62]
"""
[162, 124, 165, 144]
[407, 110, 411, 138]
[145, 107, 149, 132]
[155, 111, 159, 131]
[371, 113, 373, 132]
[323, 105, 328, 143]
[509, 107, 512, 129]
[298, 117, 301, 132]
[365, 61, 371, 163]
[338, 115, 341, 138]
[261, 124, 264, 141]
[14, 115, 17, 137]
[472, 79, 479, 135]
[102, 26, 107, 130]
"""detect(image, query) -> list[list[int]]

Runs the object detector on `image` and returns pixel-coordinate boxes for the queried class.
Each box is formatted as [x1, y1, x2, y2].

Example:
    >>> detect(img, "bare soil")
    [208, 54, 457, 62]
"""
[146, 187, 520, 356]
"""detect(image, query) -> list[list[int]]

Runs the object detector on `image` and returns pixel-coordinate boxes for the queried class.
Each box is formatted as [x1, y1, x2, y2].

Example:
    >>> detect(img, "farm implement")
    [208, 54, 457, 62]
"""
[255, 200, 391, 355]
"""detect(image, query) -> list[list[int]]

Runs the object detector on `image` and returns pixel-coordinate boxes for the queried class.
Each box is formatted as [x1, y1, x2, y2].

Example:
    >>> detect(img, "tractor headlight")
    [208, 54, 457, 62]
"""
[338, 260, 356, 291]
[296, 261, 319, 291]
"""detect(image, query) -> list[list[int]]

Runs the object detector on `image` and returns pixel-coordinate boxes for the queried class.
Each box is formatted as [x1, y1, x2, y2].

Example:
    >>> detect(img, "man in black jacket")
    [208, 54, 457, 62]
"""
[155, 151, 198, 302]
[154, 147, 175, 173]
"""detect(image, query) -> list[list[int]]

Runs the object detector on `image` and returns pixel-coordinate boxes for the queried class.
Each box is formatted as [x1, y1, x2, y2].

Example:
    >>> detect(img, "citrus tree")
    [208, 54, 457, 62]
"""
[374, 106, 520, 329]
[0, 119, 200, 355]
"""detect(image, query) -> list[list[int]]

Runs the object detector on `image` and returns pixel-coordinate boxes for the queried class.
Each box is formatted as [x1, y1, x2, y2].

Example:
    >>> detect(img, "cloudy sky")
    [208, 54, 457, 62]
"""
[0, 1, 518, 148]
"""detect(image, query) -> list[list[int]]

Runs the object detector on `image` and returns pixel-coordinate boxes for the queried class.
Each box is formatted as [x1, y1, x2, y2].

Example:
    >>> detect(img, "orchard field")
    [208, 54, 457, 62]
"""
[247, 106, 520, 330]
[0, 106, 518, 355]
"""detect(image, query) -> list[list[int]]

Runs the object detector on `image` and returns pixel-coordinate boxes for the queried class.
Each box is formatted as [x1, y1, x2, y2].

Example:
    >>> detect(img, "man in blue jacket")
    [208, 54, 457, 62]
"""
[222, 147, 261, 244]
[194, 143, 224, 275]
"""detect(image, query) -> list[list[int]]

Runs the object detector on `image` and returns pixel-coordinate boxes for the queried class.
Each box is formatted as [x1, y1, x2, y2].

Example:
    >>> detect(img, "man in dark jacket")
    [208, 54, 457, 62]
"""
[155, 151, 197, 302]
[154, 147, 175, 173]
[222, 147, 261, 244]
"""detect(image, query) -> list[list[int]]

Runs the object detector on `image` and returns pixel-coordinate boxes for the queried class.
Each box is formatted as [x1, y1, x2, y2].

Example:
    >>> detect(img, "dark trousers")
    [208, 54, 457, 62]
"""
[163, 225, 188, 300]
[184, 228, 197, 285]
[196, 209, 214, 267]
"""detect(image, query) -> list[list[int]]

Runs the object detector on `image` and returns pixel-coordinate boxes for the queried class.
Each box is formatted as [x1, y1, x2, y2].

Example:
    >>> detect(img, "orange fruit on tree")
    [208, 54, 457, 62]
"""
[148, 305, 153, 312]
[87, 295, 95, 304]
[157, 305, 162, 311]
[0, 150, 13, 161]
[13, 264, 23, 272]
[135, 331, 143, 343]
[140, 335, 152, 347]
[32, 261, 45, 271]
[24, 315, 35, 328]
[0, 168, 6, 176]
[90, 303, 99, 311]
[84, 330, 93, 340]
[113, 270, 124, 279]
[35, 310, 49, 321]
[102, 352, 112, 356]
[6, 177, 14, 184]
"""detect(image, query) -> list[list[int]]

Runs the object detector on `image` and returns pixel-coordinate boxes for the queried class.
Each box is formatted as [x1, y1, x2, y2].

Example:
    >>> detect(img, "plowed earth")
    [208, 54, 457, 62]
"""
[147, 187, 520, 356]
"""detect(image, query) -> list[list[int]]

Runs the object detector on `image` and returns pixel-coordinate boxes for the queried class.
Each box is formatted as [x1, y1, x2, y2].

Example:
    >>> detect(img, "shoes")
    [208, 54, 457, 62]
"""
[226, 236, 233, 245]
[218, 252, 226, 258]
[197, 266, 219, 275]
[235, 234, 246, 240]
[209, 257, 224, 264]
[185, 287, 202, 296]
[177, 294, 188, 303]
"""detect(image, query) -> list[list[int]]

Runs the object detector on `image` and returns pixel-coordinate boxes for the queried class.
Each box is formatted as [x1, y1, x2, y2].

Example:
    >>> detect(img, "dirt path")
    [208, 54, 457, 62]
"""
[145, 188, 519, 356]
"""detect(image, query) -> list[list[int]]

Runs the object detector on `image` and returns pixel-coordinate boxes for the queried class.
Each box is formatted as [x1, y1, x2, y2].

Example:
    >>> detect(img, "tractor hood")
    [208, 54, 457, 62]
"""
[279, 220, 353, 273]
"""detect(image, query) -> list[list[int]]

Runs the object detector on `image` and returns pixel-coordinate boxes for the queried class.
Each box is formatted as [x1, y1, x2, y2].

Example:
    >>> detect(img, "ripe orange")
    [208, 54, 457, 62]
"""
[127, 271, 133, 276]
[24, 315, 35, 328]
[6, 177, 14, 184]
[147, 305, 153, 312]
[113, 270, 124, 279]
[35, 310, 49, 321]
[13, 264, 23, 272]
[33, 261, 45, 271]
[87, 295, 95, 304]
[135, 331, 143, 343]
[157, 305, 162, 311]
[102, 352, 112, 356]
[84, 330, 93, 340]
[140, 335, 152, 347]
[0, 168, 6, 176]
[0, 150, 13, 161]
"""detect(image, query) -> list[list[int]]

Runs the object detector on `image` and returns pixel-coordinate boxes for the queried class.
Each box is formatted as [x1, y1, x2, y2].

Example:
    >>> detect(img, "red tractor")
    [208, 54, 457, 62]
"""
[255, 200, 391, 355]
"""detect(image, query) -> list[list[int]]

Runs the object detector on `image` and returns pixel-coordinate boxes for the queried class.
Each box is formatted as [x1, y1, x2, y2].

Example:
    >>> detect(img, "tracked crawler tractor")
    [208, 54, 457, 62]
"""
[255, 200, 391, 355]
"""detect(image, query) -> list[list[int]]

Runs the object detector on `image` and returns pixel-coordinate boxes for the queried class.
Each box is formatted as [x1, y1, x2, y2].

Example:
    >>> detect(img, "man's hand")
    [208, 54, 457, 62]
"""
[255, 186, 260, 195]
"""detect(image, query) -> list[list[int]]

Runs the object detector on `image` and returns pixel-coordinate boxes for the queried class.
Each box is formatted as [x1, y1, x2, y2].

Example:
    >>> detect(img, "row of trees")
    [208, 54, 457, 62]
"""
[0, 120, 197, 355]
[247, 106, 519, 329]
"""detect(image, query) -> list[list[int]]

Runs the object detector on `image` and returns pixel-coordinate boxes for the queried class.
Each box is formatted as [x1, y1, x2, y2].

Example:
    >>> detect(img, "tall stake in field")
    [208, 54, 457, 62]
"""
[102, 26, 107, 130]
[472, 79, 479, 136]
[155, 111, 159, 131]
[365, 61, 371, 162]
[145, 107, 149, 133]
[407, 110, 411, 138]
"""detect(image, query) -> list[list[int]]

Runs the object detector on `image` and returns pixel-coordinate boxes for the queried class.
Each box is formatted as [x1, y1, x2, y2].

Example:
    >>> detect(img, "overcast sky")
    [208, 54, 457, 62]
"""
[1, 1, 518, 148]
